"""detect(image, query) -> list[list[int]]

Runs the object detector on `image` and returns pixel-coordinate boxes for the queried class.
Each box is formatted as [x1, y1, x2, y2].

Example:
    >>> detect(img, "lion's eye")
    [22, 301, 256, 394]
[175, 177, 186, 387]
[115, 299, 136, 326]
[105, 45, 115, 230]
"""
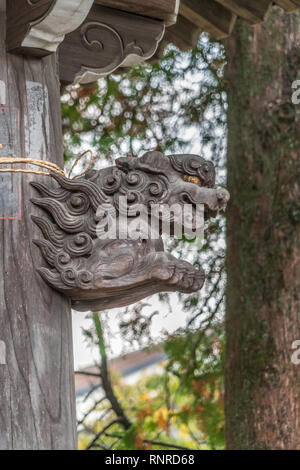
[183, 175, 201, 185]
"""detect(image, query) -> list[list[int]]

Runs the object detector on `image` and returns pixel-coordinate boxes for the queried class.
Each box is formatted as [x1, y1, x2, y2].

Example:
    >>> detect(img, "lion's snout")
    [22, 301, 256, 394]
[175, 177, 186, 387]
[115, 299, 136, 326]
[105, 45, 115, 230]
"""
[216, 188, 230, 208]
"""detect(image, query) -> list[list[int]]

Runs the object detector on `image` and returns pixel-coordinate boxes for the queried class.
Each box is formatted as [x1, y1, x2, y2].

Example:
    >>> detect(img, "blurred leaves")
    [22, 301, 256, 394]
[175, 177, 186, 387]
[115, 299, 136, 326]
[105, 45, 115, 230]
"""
[63, 33, 227, 450]
[77, 320, 225, 450]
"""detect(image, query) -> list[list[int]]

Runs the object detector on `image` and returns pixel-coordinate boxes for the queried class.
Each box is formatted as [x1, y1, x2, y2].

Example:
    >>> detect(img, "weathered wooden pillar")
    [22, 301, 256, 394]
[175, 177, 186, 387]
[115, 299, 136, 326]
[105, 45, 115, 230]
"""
[0, 1, 76, 449]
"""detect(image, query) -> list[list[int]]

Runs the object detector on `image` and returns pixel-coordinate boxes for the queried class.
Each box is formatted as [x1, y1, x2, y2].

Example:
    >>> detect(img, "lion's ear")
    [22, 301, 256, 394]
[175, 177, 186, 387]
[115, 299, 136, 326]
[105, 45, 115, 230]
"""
[116, 151, 171, 175]
[139, 151, 170, 172]
[115, 157, 137, 172]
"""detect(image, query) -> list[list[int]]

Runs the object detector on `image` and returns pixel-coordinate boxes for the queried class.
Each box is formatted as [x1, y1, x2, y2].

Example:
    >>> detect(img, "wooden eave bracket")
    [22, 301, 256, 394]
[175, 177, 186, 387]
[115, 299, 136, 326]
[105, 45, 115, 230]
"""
[6, 1, 168, 85]
[8, 1, 300, 85]
[6, 0, 94, 56]
[58, 4, 165, 85]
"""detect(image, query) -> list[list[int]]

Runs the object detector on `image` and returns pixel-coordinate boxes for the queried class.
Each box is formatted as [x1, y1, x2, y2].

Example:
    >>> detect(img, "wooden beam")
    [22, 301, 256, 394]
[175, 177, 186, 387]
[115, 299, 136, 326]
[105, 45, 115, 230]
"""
[215, 0, 272, 24]
[164, 14, 202, 51]
[58, 5, 165, 85]
[275, 0, 300, 12]
[0, 0, 76, 449]
[94, 0, 179, 26]
[180, 0, 237, 40]
[7, 0, 94, 56]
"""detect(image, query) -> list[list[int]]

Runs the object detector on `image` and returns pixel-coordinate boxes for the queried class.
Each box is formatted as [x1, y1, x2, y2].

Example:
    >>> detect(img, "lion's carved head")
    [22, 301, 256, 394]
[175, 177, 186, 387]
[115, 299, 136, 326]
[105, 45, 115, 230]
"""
[31, 152, 229, 311]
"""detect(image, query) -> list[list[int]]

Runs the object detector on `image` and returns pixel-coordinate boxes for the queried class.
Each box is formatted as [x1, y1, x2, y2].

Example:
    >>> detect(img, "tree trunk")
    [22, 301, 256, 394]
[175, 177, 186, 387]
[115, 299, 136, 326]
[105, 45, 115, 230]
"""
[0, 1, 76, 449]
[225, 6, 300, 450]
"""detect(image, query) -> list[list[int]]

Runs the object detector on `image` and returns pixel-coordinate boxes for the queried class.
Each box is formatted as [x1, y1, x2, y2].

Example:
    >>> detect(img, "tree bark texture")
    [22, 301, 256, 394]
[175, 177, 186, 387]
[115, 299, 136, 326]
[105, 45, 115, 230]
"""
[225, 6, 300, 449]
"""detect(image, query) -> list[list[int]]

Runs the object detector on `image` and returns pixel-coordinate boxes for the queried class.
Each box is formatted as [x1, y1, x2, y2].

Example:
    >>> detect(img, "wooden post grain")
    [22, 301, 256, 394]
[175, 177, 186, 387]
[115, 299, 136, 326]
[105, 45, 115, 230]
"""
[0, 1, 76, 450]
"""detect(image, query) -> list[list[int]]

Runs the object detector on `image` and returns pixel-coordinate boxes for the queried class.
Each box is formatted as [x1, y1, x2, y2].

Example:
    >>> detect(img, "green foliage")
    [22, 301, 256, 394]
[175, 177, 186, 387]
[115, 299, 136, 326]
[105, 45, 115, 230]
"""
[61, 37, 226, 171]
[78, 317, 225, 450]
[164, 327, 225, 449]
[63, 34, 227, 450]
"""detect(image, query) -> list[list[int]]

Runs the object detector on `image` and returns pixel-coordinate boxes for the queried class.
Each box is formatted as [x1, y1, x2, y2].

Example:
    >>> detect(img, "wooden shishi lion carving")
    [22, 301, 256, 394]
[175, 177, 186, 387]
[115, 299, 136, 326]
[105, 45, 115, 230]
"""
[31, 152, 229, 311]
